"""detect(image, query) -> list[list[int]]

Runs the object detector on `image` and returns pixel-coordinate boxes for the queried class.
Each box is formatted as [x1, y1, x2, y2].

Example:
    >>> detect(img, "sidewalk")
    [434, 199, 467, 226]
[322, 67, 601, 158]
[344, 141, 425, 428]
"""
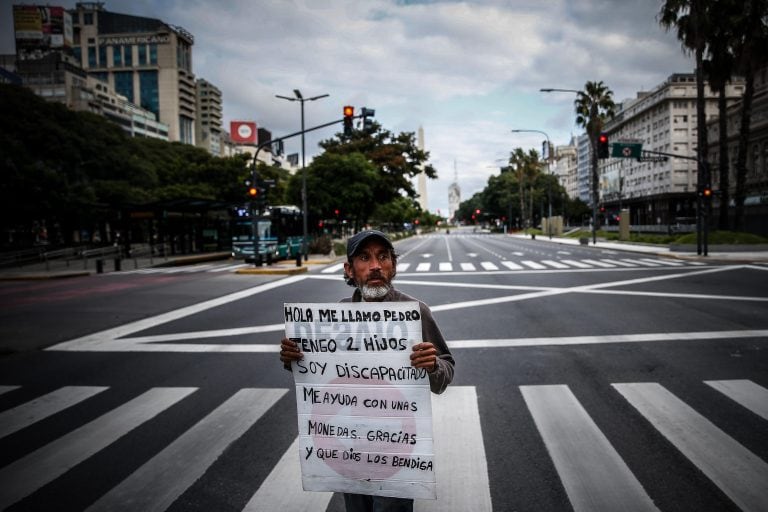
[0, 251, 341, 281]
[511, 233, 768, 264]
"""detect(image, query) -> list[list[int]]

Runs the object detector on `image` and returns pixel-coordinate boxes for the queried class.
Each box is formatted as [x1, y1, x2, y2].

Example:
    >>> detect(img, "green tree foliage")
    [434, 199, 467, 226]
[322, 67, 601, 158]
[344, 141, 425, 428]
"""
[0, 84, 251, 247]
[287, 152, 378, 231]
[319, 122, 436, 211]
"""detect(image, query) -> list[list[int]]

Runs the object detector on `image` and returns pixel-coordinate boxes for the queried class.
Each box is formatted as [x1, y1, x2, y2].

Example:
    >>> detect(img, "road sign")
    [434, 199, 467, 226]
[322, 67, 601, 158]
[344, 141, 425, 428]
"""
[612, 142, 642, 159]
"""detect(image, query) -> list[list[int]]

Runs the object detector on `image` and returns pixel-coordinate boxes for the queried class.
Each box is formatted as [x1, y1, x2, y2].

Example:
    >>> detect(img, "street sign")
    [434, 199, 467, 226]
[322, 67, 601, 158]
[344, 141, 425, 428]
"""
[612, 142, 642, 159]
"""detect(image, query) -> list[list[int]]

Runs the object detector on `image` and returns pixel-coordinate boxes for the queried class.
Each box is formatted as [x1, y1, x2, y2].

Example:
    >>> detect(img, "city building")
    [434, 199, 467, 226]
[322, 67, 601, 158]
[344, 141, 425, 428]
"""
[706, 66, 768, 234]
[7, 4, 168, 141]
[600, 73, 745, 226]
[69, 2, 197, 144]
[416, 126, 428, 211]
[553, 141, 579, 200]
[195, 78, 222, 156]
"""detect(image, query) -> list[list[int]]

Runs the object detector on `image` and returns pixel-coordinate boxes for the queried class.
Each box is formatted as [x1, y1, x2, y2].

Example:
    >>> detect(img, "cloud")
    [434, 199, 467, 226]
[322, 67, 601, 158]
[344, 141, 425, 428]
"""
[0, 0, 694, 215]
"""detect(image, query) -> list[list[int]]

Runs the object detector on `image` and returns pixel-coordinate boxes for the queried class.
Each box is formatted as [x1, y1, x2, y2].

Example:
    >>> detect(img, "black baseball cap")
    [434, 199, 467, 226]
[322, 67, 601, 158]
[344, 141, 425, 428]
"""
[347, 230, 394, 259]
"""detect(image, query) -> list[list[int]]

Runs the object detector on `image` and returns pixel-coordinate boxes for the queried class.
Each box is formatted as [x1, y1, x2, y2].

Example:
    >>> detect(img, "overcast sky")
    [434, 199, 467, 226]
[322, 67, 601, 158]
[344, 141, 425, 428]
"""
[1, 0, 694, 215]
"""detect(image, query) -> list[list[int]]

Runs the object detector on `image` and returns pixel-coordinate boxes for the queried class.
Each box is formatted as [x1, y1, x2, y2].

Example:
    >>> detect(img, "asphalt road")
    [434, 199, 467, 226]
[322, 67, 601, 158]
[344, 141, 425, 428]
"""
[0, 231, 766, 511]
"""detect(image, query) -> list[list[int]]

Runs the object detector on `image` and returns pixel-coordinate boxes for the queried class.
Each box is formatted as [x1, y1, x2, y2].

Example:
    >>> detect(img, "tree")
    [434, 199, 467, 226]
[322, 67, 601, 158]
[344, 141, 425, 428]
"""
[319, 123, 436, 207]
[574, 80, 615, 243]
[659, 0, 712, 251]
[289, 152, 378, 231]
[703, 0, 739, 229]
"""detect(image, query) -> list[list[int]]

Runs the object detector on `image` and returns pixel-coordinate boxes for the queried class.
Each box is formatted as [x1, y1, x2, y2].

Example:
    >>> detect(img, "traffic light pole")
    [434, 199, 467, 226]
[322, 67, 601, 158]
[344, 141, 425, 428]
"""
[248, 114, 365, 266]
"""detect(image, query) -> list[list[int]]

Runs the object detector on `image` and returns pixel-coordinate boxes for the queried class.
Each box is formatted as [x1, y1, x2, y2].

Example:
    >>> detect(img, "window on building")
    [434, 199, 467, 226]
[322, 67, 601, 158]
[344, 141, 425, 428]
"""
[114, 71, 134, 103]
[73, 47, 82, 64]
[179, 116, 194, 144]
[124, 45, 132, 66]
[98, 45, 107, 67]
[84, 12, 94, 25]
[149, 44, 158, 65]
[88, 46, 97, 67]
[112, 46, 122, 67]
[139, 70, 159, 116]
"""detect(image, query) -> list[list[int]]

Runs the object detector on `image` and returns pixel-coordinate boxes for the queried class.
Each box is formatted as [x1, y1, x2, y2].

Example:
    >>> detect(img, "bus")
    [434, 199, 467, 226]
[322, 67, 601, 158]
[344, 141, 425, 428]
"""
[231, 205, 305, 263]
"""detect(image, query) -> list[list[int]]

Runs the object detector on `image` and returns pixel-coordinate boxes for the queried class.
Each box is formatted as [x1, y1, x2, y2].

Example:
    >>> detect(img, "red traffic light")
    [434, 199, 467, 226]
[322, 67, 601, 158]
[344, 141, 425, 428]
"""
[598, 134, 608, 143]
[343, 106, 354, 117]
[703, 188, 712, 197]
[248, 187, 258, 197]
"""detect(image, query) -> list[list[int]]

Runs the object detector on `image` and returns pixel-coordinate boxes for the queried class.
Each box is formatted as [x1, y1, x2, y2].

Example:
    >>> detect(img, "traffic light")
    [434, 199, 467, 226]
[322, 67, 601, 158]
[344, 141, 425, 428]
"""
[701, 184, 713, 198]
[361, 107, 375, 133]
[597, 133, 609, 159]
[343, 105, 354, 135]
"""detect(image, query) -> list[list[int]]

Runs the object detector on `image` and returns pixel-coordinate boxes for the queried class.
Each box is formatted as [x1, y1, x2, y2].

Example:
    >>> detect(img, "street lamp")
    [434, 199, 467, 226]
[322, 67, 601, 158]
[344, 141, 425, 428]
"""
[276, 89, 329, 262]
[511, 129, 554, 239]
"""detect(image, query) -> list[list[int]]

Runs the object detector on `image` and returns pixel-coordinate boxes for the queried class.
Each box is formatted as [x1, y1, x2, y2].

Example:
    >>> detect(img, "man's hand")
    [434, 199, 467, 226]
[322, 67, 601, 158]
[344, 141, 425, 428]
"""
[410, 342, 438, 372]
[280, 338, 303, 369]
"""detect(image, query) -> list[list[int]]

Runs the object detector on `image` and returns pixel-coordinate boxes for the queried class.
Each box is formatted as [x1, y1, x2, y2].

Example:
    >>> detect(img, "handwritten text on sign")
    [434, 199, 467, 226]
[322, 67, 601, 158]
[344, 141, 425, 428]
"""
[284, 302, 436, 500]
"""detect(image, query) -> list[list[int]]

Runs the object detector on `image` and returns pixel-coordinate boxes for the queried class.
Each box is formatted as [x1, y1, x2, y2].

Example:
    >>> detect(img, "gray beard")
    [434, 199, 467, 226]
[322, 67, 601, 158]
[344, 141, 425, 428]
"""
[360, 283, 390, 300]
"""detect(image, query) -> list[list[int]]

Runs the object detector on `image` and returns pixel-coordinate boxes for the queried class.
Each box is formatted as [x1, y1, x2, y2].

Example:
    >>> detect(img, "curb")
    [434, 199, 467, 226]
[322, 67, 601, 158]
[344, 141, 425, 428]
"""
[0, 271, 91, 281]
[235, 266, 308, 275]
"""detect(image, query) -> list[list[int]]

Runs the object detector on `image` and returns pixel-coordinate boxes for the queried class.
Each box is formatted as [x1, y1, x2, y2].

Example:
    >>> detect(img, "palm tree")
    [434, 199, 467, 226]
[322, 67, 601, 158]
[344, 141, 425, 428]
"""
[731, 0, 768, 231]
[659, 0, 711, 250]
[703, 0, 738, 230]
[574, 80, 615, 244]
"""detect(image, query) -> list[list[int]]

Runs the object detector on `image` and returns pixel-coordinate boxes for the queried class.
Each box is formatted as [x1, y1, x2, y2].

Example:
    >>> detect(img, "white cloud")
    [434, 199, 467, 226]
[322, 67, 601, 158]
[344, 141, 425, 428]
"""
[0, 0, 694, 215]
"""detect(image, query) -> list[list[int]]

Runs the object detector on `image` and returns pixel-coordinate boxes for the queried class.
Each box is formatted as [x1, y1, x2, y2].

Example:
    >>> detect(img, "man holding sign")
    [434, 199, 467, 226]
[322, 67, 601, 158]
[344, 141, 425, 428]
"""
[280, 230, 455, 512]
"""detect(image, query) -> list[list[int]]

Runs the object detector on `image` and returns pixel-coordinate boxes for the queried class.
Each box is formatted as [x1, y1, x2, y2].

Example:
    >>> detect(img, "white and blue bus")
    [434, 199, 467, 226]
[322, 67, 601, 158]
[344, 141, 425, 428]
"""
[231, 205, 305, 263]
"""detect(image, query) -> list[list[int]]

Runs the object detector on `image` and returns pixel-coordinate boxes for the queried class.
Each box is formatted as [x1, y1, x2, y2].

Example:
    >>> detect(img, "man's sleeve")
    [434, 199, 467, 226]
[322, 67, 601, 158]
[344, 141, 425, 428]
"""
[419, 302, 454, 394]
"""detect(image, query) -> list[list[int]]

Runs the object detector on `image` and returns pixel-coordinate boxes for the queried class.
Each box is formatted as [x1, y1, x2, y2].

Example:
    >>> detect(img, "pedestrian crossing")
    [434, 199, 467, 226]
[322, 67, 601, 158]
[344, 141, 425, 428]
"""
[0, 380, 765, 511]
[320, 257, 704, 275]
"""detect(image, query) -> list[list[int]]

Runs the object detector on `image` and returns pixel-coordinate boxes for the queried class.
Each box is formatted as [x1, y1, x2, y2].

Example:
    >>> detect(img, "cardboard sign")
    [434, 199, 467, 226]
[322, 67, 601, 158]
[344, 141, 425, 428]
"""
[284, 302, 436, 500]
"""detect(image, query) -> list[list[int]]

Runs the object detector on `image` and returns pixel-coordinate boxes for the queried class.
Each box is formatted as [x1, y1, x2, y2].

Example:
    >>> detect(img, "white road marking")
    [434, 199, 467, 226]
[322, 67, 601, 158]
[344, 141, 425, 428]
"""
[480, 262, 499, 270]
[581, 259, 616, 268]
[0, 387, 197, 510]
[705, 380, 768, 421]
[0, 386, 109, 439]
[560, 260, 593, 268]
[397, 263, 411, 272]
[321, 263, 345, 274]
[416, 262, 432, 272]
[439, 262, 453, 271]
[541, 260, 569, 269]
[521, 385, 659, 512]
[614, 382, 768, 512]
[460, 262, 477, 271]
[521, 260, 547, 269]
[500, 261, 523, 270]
[87, 389, 286, 512]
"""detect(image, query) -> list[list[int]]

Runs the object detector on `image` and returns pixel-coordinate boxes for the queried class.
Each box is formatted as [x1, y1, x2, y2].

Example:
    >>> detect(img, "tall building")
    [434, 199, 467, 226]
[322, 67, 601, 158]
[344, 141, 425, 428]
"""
[9, 4, 168, 140]
[70, 2, 197, 143]
[195, 78, 222, 155]
[448, 165, 461, 223]
[600, 73, 744, 225]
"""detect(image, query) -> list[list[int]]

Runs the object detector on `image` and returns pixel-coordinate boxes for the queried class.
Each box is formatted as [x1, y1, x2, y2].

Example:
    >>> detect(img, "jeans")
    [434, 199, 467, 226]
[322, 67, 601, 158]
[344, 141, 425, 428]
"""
[343, 493, 414, 512]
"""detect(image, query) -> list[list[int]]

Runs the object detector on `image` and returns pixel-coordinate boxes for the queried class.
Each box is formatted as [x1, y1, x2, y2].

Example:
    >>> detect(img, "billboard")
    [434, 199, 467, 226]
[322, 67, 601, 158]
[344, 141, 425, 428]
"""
[230, 121, 258, 144]
[13, 4, 73, 61]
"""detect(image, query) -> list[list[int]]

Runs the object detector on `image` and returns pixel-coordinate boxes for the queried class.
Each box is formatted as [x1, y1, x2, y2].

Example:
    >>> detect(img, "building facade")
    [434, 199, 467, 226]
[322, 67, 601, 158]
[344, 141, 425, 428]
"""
[70, 2, 197, 144]
[195, 78, 222, 156]
[600, 73, 745, 226]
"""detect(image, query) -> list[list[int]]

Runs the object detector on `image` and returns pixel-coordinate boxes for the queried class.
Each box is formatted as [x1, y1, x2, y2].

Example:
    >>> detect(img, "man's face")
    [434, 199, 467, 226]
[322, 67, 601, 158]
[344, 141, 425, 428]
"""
[344, 239, 396, 300]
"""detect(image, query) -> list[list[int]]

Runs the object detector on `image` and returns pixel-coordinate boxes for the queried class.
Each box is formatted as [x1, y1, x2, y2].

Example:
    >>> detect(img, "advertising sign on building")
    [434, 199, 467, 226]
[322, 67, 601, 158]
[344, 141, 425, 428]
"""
[13, 5, 73, 60]
[230, 121, 258, 144]
[284, 302, 437, 500]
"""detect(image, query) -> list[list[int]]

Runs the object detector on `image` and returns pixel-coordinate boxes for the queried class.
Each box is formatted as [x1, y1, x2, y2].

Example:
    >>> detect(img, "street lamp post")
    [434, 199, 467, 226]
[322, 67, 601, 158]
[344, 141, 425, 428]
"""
[511, 129, 554, 238]
[276, 89, 329, 262]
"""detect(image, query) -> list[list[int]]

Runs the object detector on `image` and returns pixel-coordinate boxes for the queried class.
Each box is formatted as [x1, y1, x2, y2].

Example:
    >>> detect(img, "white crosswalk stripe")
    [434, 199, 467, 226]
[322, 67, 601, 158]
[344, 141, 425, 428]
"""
[541, 260, 569, 269]
[500, 261, 523, 270]
[521, 260, 547, 269]
[416, 262, 431, 272]
[460, 262, 476, 271]
[439, 262, 453, 271]
[0, 381, 765, 511]
[397, 263, 411, 272]
[614, 382, 768, 512]
[560, 259, 593, 268]
[0, 386, 108, 439]
[0, 387, 197, 509]
[479, 261, 499, 270]
[599, 259, 637, 267]
[87, 388, 287, 512]
[581, 259, 617, 268]
[322, 263, 345, 274]
[521, 385, 659, 512]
